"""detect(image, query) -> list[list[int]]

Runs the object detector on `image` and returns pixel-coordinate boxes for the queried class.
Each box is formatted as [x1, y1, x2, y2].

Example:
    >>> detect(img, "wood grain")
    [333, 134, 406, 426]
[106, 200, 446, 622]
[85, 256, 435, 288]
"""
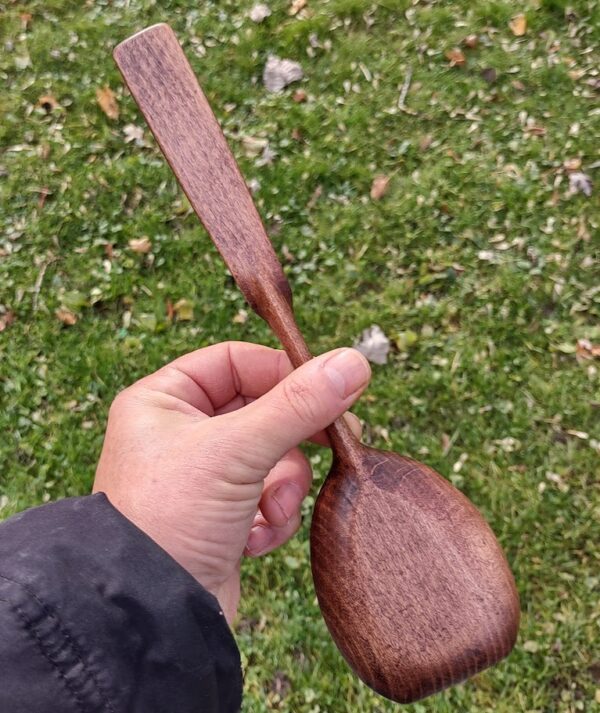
[114, 23, 520, 704]
[114, 24, 292, 322]
[311, 447, 519, 702]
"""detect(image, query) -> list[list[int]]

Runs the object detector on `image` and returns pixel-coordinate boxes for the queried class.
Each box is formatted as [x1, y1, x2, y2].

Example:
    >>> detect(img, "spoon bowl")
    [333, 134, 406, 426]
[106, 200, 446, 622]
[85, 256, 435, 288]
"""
[312, 445, 519, 702]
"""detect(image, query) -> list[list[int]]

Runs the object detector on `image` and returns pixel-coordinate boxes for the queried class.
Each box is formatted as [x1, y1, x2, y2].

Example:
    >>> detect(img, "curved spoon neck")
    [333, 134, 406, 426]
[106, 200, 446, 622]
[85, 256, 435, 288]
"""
[259, 287, 365, 468]
[327, 419, 364, 469]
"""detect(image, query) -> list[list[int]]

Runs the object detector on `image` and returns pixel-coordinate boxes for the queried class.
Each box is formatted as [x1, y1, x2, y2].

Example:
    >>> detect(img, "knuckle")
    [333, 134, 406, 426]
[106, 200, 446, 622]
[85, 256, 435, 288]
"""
[108, 385, 138, 419]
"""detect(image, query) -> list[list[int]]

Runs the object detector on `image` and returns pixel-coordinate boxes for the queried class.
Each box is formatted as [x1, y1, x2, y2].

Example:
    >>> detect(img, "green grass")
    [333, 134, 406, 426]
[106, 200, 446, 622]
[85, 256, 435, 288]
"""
[1, 0, 599, 710]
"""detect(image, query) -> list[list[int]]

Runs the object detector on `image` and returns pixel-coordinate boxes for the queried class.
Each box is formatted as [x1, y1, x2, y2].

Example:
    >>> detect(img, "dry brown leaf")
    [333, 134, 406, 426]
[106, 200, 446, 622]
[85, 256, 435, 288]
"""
[166, 299, 174, 322]
[445, 48, 466, 67]
[524, 125, 546, 136]
[233, 309, 248, 324]
[576, 339, 600, 360]
[96, 85, 119, 120]
[306, 185, 322, 209]
[56, 308, 77, 326]
[128, 237, 152, 254]
[37, 187, 50, 210]
[509, 13, 527, 36]
[370, 175, 390, 200]
[293, 89, 307, 103]
[511, 79, 526, 91]
[37, 94, 59, 113]
[0, 310, 16, 332]
[463, 34, 478, 49]
[20, 12, 33, 29]
[241, 135, 269, 157]
[289, 0, 307, 15]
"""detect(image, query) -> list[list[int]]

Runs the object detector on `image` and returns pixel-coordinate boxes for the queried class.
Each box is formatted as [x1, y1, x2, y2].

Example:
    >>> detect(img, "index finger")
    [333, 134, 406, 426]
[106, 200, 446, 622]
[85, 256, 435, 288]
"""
[139, 341, 293, 415]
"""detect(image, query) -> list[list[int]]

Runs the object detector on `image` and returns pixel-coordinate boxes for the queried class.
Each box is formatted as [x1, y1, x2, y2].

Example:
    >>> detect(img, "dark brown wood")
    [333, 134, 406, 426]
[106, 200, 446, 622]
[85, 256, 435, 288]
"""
[114, 24, 520, 704]
[312, 450, 519, 702]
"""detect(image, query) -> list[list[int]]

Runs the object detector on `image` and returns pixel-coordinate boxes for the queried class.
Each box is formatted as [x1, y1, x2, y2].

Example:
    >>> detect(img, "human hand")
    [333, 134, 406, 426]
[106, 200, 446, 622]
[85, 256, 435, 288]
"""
[93, 342, 370, 622]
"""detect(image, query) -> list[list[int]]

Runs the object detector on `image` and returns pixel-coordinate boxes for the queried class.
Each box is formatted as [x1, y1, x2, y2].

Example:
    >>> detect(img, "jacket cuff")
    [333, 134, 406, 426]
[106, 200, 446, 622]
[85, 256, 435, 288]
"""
[0, 493, 242, 712]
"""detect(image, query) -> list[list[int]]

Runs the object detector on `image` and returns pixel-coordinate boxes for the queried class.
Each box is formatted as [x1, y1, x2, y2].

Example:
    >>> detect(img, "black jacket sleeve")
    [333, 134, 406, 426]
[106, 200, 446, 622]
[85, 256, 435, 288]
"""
[0, 493, 242, 713]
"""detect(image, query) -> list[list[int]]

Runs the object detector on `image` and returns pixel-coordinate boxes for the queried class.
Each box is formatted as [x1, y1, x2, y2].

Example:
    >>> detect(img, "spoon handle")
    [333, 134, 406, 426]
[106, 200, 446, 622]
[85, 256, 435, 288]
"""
[114, 23, 358, 455]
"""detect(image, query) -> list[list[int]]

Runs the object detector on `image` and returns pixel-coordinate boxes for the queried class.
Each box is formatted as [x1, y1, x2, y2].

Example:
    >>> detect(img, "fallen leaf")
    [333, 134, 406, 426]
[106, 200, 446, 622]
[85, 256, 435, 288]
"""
[166, 299, 174, 322]
[565, 429, 589, 440]
[247, 178, 261, 194]
[37, 187, 50, 210]
[138, 313, 157, 332]
[36, 94, 59, 113]
[394, 330, 418, 351]
[289, 0, 307, 15]
[306, 185, 322, 209]
[55, 308, 77, 326]
[569, 172, 592, 197]
[576, 339, 600, 360]
[477, 250, 498, 262]
[0, 310, 16, 332]
[263, 56, 303, 92]
[524, 125, 546, 136]
[445, 48, 466, 67]
[480, 67, 497, 84]
[128, 237, 152, 254]
[233, 309, 248, 324]
[241, 135, 269, 157]
[509, 13, 527, 36]
[20, 12, 33, 29]
[354, 325, 390, 365]
[249, 3, 271, 22]
[419, 134, 433, 151]
[255, 144, 276, 167]
[587, 77, 600, 92]
[173, 299, 194, 321]
[563, 157, 581, 171]
[96, 85, 119, 120]
[523, 640, 539, 653]
[370, 175, 390, 200]
[293, 88, 307, 103]
[463, 34, 478, 49]
[123, 124, 145, 145]
[511, 79, 526, 91]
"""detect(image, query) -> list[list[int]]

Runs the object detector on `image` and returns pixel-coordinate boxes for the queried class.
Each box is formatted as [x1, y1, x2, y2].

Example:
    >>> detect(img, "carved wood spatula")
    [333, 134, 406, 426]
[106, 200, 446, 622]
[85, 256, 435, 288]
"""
[114, 24, 519, 703]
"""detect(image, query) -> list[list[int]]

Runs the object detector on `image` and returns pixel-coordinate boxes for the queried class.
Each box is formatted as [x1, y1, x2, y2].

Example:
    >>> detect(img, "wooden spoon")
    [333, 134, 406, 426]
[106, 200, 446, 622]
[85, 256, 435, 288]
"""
[114, 24, 520, 704]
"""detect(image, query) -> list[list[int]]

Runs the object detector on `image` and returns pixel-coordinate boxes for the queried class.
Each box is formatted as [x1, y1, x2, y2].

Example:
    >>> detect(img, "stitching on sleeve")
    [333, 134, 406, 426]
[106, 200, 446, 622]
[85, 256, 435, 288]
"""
[0, 573, 117, 713]
[13, 603, 89, 713]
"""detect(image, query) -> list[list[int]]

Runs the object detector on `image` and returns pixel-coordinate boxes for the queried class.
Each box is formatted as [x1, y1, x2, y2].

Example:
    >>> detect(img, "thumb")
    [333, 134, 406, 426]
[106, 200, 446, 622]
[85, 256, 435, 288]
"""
[230, 348, 371, 468]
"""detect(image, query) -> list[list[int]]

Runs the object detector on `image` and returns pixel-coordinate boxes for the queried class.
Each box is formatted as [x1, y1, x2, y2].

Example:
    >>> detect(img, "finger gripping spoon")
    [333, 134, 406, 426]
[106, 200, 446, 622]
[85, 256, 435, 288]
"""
[114, 24, 520, 704]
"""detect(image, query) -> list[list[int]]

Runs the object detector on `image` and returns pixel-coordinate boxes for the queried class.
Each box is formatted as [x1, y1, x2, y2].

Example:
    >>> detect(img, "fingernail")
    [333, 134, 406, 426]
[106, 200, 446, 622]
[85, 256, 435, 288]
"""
[272, 482, 303, 523]
[323, 349, 371, 399]
[246, 525, 274, 556]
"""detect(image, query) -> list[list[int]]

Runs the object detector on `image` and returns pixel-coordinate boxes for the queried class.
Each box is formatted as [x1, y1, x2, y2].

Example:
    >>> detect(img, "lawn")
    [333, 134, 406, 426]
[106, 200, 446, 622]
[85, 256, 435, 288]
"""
[1, 0, 599, 710]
